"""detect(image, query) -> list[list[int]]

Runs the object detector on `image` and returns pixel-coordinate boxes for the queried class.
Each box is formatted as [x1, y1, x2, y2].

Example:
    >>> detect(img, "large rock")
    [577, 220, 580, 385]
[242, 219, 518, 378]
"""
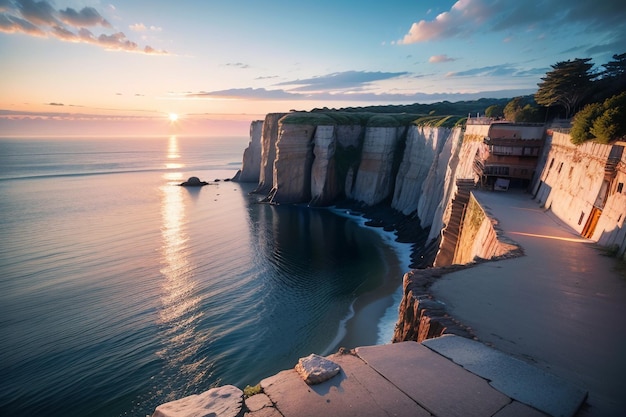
[151, 385, 243, 417]
[294, 354, 341, 385]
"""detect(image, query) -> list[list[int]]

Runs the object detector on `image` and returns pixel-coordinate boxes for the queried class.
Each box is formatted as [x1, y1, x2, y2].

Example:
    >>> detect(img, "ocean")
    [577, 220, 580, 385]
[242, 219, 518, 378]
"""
[0, 135, 409, 416]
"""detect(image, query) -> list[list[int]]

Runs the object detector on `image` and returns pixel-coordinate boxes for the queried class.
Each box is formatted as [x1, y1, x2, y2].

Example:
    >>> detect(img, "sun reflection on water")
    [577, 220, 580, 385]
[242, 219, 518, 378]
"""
[157, 135, 210, 397]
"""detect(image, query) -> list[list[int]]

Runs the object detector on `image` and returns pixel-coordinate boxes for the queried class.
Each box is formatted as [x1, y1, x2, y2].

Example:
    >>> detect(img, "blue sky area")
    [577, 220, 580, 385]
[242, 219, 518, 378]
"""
[1, 0, 624, 135]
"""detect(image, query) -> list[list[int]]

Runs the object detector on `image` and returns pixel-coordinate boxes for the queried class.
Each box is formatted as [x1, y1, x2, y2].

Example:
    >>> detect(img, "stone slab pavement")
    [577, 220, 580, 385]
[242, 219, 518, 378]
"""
[431, 190, 626, 417]
[247, 338, 585, 417]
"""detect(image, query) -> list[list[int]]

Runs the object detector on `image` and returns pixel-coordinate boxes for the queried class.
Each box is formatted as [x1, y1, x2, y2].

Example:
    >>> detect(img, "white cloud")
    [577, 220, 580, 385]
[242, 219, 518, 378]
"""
[129, 23, 146, 32]
[429, 54, 455, 63]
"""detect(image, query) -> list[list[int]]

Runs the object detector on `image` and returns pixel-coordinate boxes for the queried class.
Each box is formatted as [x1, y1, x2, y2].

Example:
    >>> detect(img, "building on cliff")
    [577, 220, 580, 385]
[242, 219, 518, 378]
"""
[465, 119, 546, 190]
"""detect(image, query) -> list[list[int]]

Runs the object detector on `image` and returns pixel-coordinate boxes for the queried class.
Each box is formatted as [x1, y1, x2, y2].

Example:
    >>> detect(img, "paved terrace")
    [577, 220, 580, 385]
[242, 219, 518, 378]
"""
[246, 337, 586, 417]
[431, 190, 626, 417]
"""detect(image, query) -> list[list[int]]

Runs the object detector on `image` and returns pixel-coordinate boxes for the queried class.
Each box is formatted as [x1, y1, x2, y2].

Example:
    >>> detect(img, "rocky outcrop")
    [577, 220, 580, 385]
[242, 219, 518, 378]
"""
[151, 385, 243, 417]
[392, 267, 475, 343]
[233, 120, 263, 183]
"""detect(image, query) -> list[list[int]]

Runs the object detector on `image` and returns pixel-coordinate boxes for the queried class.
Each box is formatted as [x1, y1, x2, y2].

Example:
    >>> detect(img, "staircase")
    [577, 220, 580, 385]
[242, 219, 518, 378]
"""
[434, 179, 475, 266]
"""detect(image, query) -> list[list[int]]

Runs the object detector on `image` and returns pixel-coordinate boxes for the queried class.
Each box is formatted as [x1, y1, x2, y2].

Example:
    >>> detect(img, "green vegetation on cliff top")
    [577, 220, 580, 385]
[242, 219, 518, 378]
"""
[280, 97, 509, 128]
[281, 111, 466, 128]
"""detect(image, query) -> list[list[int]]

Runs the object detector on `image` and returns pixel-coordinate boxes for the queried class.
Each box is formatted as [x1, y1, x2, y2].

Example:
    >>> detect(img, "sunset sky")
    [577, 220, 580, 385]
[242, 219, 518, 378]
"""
[1, 0, 624, 136]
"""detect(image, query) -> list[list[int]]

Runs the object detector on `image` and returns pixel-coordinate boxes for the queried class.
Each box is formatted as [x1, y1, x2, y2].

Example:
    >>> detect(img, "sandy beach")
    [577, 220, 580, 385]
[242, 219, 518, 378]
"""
[326, 207, 414, 352]
[431, 190, 626, 417]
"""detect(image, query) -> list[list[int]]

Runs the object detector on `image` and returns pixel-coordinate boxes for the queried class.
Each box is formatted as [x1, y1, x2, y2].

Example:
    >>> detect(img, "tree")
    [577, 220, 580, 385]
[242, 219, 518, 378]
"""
[535, 58, 596, 119]
[590, 92, 626, 144]
[503, 96, 543, 122]
[570, 92, 626, 144]
[596, 52, 626, 100]
[485, 104, 504, 118]
[602, 52, 626, 79]
[570, 102, 603, 144]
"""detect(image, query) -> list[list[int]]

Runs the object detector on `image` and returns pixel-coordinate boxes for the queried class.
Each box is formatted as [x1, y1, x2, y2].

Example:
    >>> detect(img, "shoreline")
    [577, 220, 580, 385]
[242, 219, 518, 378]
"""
[325, 203, 416, 352]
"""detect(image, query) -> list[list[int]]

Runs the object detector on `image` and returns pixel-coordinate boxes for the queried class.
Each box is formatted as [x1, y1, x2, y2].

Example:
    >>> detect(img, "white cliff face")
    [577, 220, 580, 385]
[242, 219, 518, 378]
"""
[269, 123, 316, 204]
[349, 127, 404, 206]
[310, 125, 340, 206]
[392, 126, 452, 216]
[425, 132, 488, 243]
[256, 113, 286, 194]
[236, 120, 263, 182]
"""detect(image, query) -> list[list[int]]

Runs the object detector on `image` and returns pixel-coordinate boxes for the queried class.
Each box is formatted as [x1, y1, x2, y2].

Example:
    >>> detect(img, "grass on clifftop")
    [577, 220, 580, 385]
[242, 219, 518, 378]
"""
[281, 111, 467, 128]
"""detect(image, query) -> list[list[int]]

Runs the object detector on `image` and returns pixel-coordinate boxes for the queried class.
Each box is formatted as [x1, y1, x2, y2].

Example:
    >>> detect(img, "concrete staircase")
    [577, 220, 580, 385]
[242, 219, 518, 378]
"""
[434, 179, 475, 266]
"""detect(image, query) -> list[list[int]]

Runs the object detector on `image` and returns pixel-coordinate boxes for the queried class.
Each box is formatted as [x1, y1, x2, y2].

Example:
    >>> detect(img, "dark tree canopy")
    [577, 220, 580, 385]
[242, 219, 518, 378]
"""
[485, 104, 504, 118]
[594, 52, 626, 101]
[570, 91, 626, 144]
[535, 58, 596, 119]
[503, 96, 543, 122]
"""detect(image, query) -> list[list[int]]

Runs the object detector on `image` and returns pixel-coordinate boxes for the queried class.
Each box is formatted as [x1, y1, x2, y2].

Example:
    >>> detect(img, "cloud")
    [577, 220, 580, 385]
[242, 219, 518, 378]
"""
[446, 63, 547, 78]
[0, 11, 44, 35]
[398, 0, 626, 48]
[59, 6, 110, 28]
[129, 22, 162, 32]
[225, 62, 251, 69]
[187, 88, 301, 100]
[429, 54, 455, 63]
[16, 0, 58, 26]
[182, 85, 535, 104]
[0, 0, 167, 54]
[275, 70, 410, 92]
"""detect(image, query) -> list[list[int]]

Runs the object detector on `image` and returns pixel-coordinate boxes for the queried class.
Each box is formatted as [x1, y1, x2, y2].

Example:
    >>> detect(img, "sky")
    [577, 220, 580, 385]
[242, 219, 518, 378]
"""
[1, 0, 625, 137]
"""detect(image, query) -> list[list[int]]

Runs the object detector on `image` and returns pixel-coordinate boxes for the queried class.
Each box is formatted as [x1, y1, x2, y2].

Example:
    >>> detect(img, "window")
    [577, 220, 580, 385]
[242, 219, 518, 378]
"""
[558, 162, 563, 173]
[578, 212, 585, 225]
[485, 166, 510, 175]
[618, 183, 624, 193]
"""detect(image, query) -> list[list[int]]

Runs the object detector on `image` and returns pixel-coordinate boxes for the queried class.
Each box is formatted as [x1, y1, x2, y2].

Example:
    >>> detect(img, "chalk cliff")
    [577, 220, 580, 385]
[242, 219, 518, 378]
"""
[235, 114, 464, 253]
[232, 120, 263, 183]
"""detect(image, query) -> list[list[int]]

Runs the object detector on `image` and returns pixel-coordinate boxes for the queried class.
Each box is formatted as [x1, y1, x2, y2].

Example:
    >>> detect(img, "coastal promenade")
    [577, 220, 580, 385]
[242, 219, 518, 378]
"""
[152, 189, 623, 417]
[432, 190, 626, 417]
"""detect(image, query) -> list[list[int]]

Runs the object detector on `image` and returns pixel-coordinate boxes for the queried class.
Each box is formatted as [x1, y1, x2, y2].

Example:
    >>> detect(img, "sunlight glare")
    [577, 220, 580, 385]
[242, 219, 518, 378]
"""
[169, 113, 179, 122]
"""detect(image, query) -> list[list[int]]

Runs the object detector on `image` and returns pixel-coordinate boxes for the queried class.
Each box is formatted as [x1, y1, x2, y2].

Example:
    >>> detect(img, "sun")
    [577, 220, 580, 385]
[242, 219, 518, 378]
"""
[168, 113, 179, 122]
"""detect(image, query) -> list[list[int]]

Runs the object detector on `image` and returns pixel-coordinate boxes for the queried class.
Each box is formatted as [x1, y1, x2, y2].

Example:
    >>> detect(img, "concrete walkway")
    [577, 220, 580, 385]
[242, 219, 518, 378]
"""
[244, 336, 585, 417]
[431, 190, 626, 417]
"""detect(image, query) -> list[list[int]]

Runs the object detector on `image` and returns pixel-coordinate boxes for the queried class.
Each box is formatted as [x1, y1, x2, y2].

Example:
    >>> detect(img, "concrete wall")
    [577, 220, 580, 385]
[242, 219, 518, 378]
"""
[533, 132, 626, 258]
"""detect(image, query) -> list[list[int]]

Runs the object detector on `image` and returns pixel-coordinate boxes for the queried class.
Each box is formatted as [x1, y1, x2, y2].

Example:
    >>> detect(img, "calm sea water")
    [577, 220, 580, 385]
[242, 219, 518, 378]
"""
[0, 136, 407, 416]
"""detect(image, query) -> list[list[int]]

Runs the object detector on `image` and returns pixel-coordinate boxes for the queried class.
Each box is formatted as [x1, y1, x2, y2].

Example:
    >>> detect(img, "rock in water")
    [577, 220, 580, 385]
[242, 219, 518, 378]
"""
[294, 354, 341, 385]
[180, 176, 208, 186]
[151, 385, 243, 417]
